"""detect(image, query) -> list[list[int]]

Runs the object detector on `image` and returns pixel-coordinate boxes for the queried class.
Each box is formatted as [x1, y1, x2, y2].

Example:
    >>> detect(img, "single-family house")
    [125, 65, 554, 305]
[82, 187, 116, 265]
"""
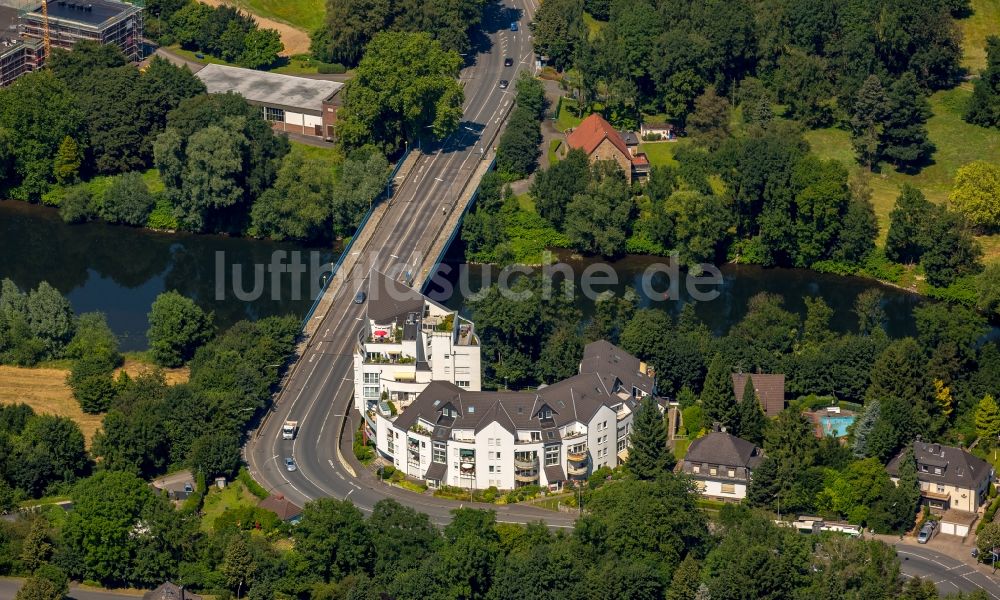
[565, 113, 649, 182]
[731, 373, 785, 417]
[258, 494, 304, 523]
[886, 440, 994, 514]
[681, 430, 764, 501]
[640, 122, 674, 140]
[144, 582, 202, 600]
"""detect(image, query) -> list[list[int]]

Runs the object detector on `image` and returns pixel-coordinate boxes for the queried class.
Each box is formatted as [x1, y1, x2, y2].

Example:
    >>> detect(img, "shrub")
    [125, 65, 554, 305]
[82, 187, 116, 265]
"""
[317, 62, 347, 74]
[58, 186, 95, 224]
[146, 198, 179, 230]
[100, 172, 156, 227]
[238, 467, 268, 499]
[67, 351, 119, 413]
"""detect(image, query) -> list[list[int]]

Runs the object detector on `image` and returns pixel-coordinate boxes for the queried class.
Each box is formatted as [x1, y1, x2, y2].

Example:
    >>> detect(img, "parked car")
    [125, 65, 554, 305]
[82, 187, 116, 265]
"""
[499, 80, 509, 89]
[917, 522, 934, 544]
[354, 290, 366, 304]
[284, 457, 297, 472]
[972, 547, 979, 559]
[510, 21, 518, 31]
[504, 57, 513, 67]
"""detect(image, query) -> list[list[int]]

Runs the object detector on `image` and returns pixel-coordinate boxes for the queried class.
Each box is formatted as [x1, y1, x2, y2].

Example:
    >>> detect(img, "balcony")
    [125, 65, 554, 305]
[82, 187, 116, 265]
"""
[514, 469, 539, 483]
[514, 455, 538, 470]
[566, 449, 588, 463]
[567, 462, 588, 477]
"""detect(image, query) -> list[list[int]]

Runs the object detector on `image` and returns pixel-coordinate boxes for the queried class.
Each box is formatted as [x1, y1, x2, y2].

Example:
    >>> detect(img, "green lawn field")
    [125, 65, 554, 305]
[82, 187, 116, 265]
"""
[961, 0, 1000, 72]
[234, 0, 325, 32]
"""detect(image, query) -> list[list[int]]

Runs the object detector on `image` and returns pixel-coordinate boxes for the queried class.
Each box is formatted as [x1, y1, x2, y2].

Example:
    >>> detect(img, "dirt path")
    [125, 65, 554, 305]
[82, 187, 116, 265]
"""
[199, 0, 311, 56]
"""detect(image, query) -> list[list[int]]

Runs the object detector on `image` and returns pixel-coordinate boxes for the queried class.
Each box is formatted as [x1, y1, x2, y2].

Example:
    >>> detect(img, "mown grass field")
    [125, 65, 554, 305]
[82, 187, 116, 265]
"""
[0, 359, 189, 447]
[200, 481, 259, 533]
[231, 0, 325, 32]
[960, 0, 1000, 72]
[638, 141, 685, 168]
[805, 87, 1000, 260]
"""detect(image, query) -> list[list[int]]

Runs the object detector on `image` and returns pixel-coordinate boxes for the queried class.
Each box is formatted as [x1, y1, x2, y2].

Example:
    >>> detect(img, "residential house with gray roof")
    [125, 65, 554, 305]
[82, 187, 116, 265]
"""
[681, 430, 764, 501]
[886, 440, 994, 513]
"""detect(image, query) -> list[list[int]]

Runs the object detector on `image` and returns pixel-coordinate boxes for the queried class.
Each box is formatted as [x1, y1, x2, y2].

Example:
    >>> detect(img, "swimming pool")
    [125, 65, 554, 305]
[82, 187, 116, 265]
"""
[819, 415, 855, 437]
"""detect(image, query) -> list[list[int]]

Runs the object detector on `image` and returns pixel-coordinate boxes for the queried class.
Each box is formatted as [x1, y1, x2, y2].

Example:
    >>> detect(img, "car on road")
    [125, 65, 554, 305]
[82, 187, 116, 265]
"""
[504, 57, 513, 67]
[354, 290, 366, 304]
[499, 80, 509, 89]
[510, 21, 518, 31]
[284, 457, 297, 472]
[917, 522, 934, 544]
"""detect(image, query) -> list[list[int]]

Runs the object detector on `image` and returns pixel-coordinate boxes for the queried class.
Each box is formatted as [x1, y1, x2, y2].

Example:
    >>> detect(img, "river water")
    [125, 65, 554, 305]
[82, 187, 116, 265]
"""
[1, 200, 930, 351]
[0, 201, 335, 351]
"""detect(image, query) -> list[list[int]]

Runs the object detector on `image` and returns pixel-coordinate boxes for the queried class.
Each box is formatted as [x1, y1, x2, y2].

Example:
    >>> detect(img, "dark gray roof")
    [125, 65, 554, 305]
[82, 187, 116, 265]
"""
[544, 464, 566, 482]
[579, 340, 655, 397]
[395, 343, 650, 436]
[424, 461, 446, 482]
[366, 271, 425, 324]
[619, 130, 639, 146]
[143, 582, 202, 600]
[684, 431, 763, 469]
[887, 441, 993, 490]
[30, 0, 138, 27]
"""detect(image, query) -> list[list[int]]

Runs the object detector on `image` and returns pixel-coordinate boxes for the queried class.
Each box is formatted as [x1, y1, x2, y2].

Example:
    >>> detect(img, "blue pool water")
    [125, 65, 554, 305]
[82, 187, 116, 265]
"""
[819, 415, 855, 437]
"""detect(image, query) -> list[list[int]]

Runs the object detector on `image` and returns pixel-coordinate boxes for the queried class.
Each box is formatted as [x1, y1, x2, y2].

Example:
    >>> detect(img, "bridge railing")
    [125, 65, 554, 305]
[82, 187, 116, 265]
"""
[420, 156, 496, 294]
[301, 148, 413, 328]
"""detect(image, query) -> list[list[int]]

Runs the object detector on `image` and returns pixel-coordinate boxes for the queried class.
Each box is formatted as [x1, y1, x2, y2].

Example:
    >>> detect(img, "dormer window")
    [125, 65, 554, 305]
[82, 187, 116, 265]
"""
[541, 409, 552, 419]
[934, 467, 942, 475]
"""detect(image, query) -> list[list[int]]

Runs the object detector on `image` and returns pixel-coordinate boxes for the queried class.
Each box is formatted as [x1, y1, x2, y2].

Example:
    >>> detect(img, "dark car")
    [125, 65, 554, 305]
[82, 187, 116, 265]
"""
[510, 21, 518, 31]
[499, 80, 509, 89]
[354, 290, 366, 304]
[504, 57, 514, 67]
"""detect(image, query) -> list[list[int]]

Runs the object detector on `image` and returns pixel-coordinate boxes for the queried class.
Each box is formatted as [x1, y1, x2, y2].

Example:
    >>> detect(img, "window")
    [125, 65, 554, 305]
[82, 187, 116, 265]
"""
[531, 431, 541, 441]
[263, 106, 285, 122]
[721, 483, 736, 495]
[388, 438, 395, 453]
[709, 466, 718, 476]
[598, 421, 607, 431]
[544, 444, 559, 466]
[456, 380, 470, 388]
[364, 386, 379, 398]
[433, 442, 446, 463]
[495, 438, 501, 446]
[541, 409, 552, 419]
[489, 465, 494, 473]
[727, 468, 736, 478]
[617, 438, 627, 452]
[693, 465, 701, 474]
[936, 484, 946, 493]
[495, 453, 501, 460]
[934, 467, 942, 475]
[488, 438, 494, 446]
[363, 372, 379, 384]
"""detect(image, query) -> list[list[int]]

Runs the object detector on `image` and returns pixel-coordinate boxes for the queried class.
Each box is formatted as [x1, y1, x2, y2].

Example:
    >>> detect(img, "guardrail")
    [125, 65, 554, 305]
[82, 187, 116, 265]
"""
[301, 148, 413, 328]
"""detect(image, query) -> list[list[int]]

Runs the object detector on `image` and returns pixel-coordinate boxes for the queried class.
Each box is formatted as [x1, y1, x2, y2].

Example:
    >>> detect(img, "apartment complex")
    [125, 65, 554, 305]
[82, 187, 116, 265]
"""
[21, 0, 143, 60]
[0, 36, 41, 86]
[371, 340, 656, 490]
[354, 272, 482, 418]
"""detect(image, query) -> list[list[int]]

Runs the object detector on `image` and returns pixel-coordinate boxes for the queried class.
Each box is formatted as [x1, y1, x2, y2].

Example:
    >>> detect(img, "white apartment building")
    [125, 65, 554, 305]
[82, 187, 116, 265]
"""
[354, 272, 482, 421]
[373, 340, 656, 490]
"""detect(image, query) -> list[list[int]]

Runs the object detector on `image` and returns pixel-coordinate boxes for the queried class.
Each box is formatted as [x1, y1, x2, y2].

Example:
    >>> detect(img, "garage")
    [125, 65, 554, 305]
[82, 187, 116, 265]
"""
[939, 510, 977, 539]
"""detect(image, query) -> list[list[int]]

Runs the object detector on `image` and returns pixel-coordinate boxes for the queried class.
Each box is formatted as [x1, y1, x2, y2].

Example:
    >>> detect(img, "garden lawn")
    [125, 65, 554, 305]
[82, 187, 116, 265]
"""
[804, 87, 1000, 260]
[638, 141, 686, 168]
[960, 0, 1000, 72]
[556, 97, 584, 132]
[200, 481, 259, 533]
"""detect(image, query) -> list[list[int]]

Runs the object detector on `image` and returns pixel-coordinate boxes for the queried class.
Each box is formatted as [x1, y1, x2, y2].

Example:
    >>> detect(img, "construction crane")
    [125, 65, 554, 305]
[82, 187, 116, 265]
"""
[39, 0, 51, 61]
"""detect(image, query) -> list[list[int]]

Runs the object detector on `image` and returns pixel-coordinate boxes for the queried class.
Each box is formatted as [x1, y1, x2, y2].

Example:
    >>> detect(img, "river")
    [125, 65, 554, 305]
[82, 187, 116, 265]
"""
[0, 201, 335, 351]
[2, 200, 930, 351]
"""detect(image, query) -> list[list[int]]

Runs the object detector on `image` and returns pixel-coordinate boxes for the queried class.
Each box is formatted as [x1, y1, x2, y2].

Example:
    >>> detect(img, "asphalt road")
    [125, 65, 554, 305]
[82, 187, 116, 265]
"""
[0, 579, 142, 600]
[244, 0, 577, 529]
[895, 543, 1000, 599]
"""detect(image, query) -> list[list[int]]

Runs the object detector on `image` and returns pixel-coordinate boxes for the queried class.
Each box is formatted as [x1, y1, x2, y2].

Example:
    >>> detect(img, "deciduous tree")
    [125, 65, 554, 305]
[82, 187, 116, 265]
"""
[147, 290, 214, 367]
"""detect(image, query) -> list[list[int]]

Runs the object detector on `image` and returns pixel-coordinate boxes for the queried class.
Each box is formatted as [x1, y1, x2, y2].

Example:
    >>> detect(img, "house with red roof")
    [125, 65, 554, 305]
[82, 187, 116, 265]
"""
[565, 113, 649, 183]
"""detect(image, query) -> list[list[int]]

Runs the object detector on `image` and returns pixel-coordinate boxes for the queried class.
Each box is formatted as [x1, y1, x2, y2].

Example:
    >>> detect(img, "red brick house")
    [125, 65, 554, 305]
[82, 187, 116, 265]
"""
[565, 113, 649, 183]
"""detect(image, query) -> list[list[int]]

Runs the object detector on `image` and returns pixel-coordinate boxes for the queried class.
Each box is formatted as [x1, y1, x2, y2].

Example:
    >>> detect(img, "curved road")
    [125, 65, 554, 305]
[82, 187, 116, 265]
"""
[244, 0, 577, 529]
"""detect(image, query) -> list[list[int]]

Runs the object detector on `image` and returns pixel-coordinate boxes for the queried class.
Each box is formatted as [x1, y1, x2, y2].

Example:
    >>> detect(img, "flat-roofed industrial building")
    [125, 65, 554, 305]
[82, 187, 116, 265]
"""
[195, 63, 344, 140]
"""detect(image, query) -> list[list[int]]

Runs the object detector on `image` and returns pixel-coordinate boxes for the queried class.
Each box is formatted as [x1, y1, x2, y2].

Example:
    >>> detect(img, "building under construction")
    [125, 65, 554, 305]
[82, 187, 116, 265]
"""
[0, 0, 142, 86]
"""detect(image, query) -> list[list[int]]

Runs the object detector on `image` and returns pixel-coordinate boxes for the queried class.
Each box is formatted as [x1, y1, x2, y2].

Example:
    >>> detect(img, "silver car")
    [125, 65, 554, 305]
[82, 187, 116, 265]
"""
[917, 522, 933, 544]
[284, 457, 297, 472]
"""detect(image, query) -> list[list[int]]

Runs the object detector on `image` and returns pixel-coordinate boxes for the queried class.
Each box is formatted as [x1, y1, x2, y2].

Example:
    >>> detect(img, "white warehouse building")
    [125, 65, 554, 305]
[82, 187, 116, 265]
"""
[373, 340, 656, 491]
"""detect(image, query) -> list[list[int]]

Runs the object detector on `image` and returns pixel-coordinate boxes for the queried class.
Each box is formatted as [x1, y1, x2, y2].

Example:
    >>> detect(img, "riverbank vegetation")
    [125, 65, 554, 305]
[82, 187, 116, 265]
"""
[476, 0, 1000, 315]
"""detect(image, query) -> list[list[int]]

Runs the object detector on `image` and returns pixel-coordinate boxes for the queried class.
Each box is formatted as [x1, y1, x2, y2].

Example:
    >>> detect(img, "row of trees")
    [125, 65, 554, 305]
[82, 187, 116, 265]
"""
[3, 466, 982, 599]
[0, 45, 204, 201]
[495, 74, 546, 178]
[310, 0, 487, 67]
[156, 1, 283, 69]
